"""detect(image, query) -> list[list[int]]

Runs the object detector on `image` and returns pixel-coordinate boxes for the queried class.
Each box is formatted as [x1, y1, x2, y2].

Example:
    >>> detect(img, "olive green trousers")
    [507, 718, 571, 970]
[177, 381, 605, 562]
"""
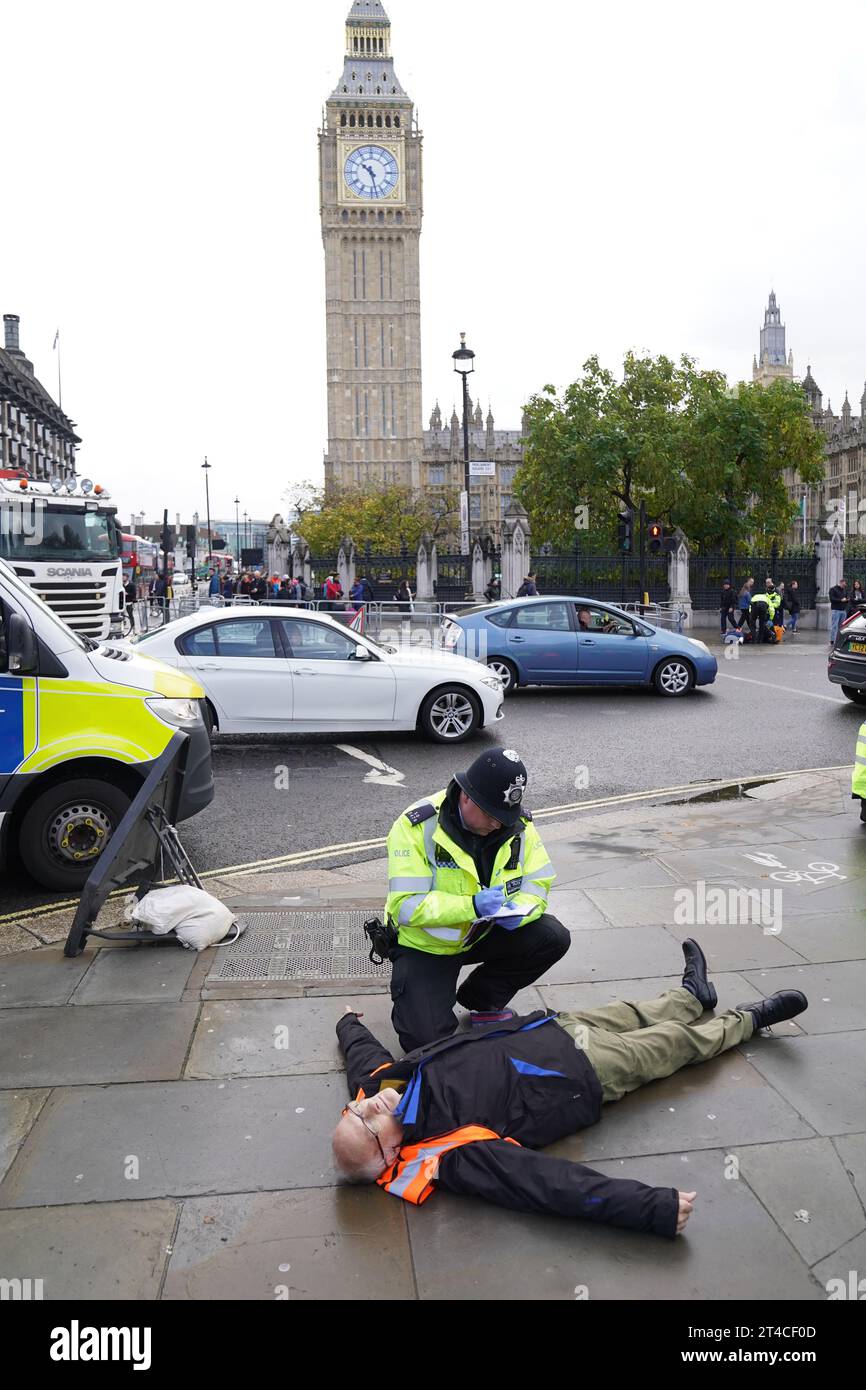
[557, 988, 755, 1103]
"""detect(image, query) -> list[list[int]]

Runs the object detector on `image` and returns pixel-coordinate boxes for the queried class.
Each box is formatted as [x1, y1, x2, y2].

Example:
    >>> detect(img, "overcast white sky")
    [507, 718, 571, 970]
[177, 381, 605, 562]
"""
[3, 0, 865, 527]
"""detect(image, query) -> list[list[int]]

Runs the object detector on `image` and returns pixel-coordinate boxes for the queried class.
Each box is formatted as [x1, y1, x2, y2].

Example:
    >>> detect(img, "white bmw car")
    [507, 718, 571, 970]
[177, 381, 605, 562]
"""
[125, 605, 505, 742]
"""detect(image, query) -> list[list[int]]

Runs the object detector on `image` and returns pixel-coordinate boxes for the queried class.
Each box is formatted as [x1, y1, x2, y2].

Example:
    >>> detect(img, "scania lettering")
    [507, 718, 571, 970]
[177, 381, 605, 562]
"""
[0, 558, 213, 890]
[0, 470, 124, 641]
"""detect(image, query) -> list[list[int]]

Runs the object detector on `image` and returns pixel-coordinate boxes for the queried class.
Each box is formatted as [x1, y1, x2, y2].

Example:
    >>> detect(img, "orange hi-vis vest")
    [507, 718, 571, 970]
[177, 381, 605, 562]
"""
[377, 1126, 521, 1205]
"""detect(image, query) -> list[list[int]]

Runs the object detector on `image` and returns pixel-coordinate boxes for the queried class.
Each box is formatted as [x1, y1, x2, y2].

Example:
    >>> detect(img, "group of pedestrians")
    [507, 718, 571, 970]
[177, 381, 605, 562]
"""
[720, 575, 865, 646]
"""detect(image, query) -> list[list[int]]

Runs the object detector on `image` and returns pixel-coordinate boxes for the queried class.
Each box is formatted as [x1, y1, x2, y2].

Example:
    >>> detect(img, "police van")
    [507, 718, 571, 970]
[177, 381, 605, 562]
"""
[0, 557, 213, 891]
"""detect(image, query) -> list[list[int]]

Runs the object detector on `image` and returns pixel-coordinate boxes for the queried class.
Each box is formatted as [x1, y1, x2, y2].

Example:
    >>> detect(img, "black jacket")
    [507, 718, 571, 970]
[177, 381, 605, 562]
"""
[720, 587, 736, 611]
[829, 585, 848, 611]
[337, 1010, 679, 1238]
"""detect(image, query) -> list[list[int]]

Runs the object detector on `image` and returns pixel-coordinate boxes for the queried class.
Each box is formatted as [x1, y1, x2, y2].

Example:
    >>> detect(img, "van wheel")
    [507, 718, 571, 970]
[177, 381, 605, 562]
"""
[841, 685, 866, 706]
[18, 780, 132, 892]
[420, 688, 481, 743]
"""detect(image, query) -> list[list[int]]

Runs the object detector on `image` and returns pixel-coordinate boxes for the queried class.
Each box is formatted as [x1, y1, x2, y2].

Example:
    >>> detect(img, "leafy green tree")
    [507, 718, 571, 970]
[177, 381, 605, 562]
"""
[285, 481, 459, 554]
[516, 354, 826, 551]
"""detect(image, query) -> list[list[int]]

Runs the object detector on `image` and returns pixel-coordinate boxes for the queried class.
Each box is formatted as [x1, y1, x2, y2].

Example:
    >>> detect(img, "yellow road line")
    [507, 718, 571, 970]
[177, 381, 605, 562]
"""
[1, 764, 851, 925]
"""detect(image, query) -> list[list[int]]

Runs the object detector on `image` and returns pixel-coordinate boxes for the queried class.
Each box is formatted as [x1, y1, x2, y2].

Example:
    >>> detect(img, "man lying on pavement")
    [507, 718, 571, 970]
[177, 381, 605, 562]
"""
[331, 938, 807, 1239]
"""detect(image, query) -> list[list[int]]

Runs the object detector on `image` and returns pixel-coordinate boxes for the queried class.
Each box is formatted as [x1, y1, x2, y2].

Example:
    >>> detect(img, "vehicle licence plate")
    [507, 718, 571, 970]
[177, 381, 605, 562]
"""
[849, 641, 866, 654]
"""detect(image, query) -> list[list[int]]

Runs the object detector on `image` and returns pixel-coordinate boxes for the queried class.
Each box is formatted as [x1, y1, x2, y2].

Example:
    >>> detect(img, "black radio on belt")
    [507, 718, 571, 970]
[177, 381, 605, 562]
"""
[364, 917, 398, 965]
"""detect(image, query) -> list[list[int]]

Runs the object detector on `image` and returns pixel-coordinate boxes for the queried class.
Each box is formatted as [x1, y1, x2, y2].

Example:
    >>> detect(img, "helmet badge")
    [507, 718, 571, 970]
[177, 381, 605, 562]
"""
[503, 774, 526, 806]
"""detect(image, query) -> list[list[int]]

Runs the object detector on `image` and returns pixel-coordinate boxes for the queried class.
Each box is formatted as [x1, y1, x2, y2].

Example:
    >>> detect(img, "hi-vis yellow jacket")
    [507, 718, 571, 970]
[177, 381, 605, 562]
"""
[385, 789, 556, 956]
[854, 721, 866, 800]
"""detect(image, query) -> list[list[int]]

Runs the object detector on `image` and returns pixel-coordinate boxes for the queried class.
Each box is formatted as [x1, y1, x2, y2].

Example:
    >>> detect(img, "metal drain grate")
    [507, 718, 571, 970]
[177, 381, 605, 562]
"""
[208, 911, 389, 984]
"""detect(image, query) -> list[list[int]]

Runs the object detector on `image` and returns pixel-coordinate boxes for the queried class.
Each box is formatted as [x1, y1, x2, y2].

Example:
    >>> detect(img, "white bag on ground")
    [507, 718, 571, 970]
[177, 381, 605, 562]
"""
[124, 886, 237, 950]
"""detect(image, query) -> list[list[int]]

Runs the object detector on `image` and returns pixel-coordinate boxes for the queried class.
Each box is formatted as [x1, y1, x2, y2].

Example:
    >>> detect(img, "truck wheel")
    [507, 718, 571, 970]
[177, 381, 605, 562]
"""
[841, 685, 866, 707]
[18, 780, 132, 892]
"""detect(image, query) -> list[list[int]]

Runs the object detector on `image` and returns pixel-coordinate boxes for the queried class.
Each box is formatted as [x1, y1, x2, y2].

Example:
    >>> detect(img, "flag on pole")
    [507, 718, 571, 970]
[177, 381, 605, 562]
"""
[53, 329, 59, 350]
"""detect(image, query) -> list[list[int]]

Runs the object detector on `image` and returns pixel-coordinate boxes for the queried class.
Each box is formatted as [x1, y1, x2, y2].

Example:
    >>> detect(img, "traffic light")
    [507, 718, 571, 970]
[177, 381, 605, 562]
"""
[617, 510, 634, 553]
[648, 521, 663, 552]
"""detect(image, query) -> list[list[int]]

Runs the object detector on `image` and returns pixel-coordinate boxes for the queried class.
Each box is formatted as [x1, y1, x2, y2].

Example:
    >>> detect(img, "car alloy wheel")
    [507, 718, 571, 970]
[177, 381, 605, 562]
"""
[486, 658, 516, 694]
[423, 690, 479, 741]
[655, 659, 694, 696]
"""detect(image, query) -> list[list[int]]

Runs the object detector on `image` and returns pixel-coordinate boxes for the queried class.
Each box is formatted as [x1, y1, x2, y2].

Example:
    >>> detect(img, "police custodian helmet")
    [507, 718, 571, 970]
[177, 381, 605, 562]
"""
[454, 749, 528, 828]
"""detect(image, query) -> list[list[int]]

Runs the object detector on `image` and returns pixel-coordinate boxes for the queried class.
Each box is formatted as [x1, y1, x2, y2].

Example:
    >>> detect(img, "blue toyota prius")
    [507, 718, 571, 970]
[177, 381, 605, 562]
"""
[441, 597, 717, 697]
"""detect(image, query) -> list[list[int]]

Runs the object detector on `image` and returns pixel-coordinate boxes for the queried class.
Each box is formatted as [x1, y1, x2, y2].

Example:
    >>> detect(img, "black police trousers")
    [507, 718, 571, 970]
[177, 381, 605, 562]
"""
[388, 913, 571, 1052]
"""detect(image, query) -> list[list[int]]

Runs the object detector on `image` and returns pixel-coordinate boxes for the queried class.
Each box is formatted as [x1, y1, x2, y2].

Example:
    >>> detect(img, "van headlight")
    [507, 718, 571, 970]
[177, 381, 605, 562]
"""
[146, 697, 202, 728]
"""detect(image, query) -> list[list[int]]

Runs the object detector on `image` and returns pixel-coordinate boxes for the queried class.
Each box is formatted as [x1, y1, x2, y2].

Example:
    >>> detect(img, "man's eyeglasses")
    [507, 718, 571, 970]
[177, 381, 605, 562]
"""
[342, 1101, 388, 1166]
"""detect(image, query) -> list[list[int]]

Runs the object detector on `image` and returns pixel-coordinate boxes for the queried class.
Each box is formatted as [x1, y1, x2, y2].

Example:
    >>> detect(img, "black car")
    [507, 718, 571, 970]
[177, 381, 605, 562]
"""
[829, 602, 866, 705]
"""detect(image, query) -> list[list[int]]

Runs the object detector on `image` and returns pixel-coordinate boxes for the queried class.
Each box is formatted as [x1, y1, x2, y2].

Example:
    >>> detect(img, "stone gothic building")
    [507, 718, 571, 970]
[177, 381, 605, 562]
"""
[319, 1, 525, 537]
[0, 314, 79, 481]
[750, 292, 866, 540]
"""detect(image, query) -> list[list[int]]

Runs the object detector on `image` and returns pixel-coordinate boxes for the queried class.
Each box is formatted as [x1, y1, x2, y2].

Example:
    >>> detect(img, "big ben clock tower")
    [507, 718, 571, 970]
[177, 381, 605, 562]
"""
[320, 1, 424, 493]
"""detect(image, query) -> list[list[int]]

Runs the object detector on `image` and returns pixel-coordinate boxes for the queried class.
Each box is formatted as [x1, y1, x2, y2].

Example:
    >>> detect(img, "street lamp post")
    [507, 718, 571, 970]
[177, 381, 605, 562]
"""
[452, 333, 475, 571]
[234, 496, 241, 570]
[243, 511, 249, 552]
[202, 457, 212, 571]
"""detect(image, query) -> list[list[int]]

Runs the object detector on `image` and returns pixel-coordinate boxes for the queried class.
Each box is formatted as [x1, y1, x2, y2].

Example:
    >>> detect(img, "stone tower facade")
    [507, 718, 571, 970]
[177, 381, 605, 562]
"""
[752, 290, 794, 388]
[320, 1, 424, 494]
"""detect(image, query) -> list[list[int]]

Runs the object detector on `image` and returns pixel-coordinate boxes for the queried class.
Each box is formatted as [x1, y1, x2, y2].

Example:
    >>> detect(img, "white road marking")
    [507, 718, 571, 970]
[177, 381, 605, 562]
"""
[716, 672, 846, 702]
[336, 744, 406, 787]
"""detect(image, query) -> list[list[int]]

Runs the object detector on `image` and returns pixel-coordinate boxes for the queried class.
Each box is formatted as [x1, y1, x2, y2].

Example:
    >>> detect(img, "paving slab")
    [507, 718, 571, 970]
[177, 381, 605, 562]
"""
[664, 922, 807, 971]
[813, 1230, 866, 1299]
[0, 946, 92, 1007]
[0, 1003, 200, 1088]
[538, 972, 760, 1020]
[163, 1186, 413, 1301]
[0, 1074, 344, 1208]
[0, 1089, 50, 1182]
[746, 1032, 866, 1137]
[736, 1137, 866, 1265]
[740, 962, 866, 1034]
[406, 1148, 822, 1300]
[833, 1132, 866, 1212]
[70, 943, 196, 1005]
[185, 994, 402, 1079]
[771, 911, 866, 964]
[544, 890, 611, 930]
[544, 1048, 814, 1163]
[0, 1200, 177, 1299]
[541, 926, 682, 984]
[551, 858, 679, 891]
[0, 922, 43, 955]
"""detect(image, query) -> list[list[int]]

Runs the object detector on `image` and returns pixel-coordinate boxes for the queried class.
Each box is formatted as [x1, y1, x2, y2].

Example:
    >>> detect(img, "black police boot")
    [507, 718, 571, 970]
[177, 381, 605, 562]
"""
[735, 990, 808, 1031]
[681, 938, 717, 1010]
[860, 799, 866, 823]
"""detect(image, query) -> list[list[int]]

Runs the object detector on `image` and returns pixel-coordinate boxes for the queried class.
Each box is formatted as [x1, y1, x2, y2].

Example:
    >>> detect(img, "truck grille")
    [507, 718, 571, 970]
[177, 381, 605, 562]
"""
[15, 576, 110, 638]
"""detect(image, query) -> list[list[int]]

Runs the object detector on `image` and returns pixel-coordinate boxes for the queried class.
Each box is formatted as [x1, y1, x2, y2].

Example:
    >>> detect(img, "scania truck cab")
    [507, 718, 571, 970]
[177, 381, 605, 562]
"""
[0, 470, 125, 641]
[0, 557, 213, 891]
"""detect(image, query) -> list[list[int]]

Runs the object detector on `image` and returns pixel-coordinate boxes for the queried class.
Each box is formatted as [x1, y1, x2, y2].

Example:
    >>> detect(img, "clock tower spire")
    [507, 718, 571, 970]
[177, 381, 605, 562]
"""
[320, 1, 424, 493]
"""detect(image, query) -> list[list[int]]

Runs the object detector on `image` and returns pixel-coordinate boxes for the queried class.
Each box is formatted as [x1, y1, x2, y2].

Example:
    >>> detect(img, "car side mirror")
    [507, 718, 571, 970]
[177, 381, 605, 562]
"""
[8, 613, 39, 674]
[353, 644, 373, 662]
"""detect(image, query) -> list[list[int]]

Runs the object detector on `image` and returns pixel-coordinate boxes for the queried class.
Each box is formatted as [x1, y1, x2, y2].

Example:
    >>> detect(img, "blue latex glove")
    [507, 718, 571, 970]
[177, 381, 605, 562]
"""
[473, 886, 507, 918]
[496, 902, 525, 931]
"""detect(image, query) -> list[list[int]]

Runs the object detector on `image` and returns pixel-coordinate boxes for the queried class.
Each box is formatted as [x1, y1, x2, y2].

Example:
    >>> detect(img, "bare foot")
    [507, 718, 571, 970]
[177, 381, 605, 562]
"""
[676, 1190, 697, 1234]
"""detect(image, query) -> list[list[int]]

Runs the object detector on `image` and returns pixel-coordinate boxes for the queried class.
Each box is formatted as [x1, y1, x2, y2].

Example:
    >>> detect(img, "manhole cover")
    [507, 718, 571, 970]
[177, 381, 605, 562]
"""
[208, 910, 389, 984]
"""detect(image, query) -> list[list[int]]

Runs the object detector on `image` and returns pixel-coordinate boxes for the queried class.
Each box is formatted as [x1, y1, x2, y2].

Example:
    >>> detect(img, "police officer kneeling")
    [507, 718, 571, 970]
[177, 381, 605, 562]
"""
[384, 749, 569, 1051]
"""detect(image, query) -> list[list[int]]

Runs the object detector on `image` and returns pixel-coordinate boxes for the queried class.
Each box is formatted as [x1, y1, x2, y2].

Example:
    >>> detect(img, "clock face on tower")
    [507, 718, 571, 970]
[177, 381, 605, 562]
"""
[344, 144, 400, 200]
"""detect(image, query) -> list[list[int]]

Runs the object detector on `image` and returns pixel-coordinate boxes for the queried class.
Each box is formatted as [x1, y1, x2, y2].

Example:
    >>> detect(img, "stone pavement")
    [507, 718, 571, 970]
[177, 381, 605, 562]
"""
[1, 768, 864, 1301]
